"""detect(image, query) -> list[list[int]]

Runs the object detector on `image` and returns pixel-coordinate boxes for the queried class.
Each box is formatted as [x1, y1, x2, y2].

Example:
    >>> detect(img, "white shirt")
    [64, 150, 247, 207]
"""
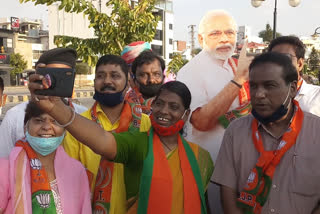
[295, 80, 320, 117]
[177, 50, 239, 163]
[0, 101, 87, 158]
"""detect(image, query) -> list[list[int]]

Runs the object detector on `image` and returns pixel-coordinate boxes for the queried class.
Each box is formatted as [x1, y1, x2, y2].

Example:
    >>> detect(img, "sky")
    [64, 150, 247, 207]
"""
[2, 0, 320, 44]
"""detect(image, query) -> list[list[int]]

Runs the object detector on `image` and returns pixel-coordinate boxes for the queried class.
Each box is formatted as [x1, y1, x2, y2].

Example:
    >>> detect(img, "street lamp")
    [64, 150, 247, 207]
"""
[251, 0, 301, 39]
[312, 27, 320, 39]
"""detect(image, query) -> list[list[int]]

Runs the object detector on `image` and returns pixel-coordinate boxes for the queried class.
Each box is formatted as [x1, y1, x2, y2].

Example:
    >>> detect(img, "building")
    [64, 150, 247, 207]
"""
[172, 40, 192, 61]
[0, 17, 49, 85]
[300, 36, 320, 58]
[48, 0, 174, 63]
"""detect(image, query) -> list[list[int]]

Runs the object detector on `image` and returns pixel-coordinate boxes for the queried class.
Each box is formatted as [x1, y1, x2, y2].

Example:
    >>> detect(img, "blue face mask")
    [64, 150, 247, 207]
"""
[26, 131, 65, 156]
[93, 83, 127, 107]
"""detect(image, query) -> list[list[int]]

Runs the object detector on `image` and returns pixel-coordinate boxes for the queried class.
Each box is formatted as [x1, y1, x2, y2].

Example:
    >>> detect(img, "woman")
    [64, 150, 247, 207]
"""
[0, 102, 91, 214]
[28, 78, 213, 214]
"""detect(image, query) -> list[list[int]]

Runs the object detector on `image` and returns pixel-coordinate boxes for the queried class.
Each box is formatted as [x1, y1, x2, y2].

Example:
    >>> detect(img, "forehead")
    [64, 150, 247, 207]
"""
[136, 60, 161, 72]
[31, 113, 54, 120]
[250, 62, 285, 83]
[205, 15, 236, 31]
[271, 43, 296, 55]
[157, 89, 183, 104]
[96, 64, 125, 75]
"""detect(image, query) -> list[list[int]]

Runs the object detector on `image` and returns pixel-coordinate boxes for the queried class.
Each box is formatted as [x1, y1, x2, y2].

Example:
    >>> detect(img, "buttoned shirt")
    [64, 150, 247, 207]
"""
[295, 80, 320, 117]
[213, 112, 320, 214]
[0, 101, 87, 158]
[177, 50, 239, 164]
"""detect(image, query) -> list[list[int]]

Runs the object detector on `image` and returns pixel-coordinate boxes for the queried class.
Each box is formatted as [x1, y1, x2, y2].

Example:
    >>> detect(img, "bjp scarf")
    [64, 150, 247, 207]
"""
[137, 128, 207, 214]
[15, 140, 57, 213]
[218, 58, 251, 128]
[126, 87, 153, 127]
[92, 101, 134, 214]
[237, 100, 303, 214]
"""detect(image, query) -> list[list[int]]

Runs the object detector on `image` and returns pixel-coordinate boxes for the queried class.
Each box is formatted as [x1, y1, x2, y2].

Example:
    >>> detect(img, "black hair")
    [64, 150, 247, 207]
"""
[249, 52, 298, 84]
[24, 101, 45, 125]
[95, 55, 129, 79]
[155, 81, 191, 110]
[268, 36, 306, 59]
[131, 50, 165, 77]
[0, 77, 4, 91]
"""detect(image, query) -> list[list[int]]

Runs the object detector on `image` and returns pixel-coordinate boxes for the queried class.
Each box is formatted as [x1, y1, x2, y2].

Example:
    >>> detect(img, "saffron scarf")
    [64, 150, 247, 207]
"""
[237, 100, 303, 214]
[15, 140, 57, 213]
[218, 58, 251, 128]
[137, 128, 207, 214]
[126, 87, 153, 127]
[92, 101, 134, 213]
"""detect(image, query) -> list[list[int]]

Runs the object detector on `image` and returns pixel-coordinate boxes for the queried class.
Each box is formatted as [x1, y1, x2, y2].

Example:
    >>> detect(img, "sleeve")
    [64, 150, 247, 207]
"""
[62, 131, 81, 161]
[0, 114, 17, 158]
[0, 158, 10, 211]
[212, 126, 238, 190]
[139, 113, 151, 132]
[113, 131, 148, 165]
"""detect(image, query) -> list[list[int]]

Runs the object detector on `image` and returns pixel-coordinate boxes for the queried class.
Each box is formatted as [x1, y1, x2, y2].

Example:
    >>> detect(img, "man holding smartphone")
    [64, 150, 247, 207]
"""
[63, 54, 151, 214]
[0, 48, 87, 158]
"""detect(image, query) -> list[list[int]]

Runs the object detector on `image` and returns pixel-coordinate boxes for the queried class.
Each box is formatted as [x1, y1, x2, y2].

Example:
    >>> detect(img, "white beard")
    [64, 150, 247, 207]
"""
[203, 41, 235, 61]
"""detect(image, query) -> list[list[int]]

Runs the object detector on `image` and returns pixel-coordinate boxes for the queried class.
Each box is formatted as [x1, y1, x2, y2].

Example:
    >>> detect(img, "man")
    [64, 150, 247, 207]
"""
[176, 10, 251, 213]
[268, 36, 320, 117]
[63, 55, 150, 214]
[0, 77, 6, 118]
[125, 50, 165, 127]
[0, 48, 87, 158]
[213, 52, 320, 214]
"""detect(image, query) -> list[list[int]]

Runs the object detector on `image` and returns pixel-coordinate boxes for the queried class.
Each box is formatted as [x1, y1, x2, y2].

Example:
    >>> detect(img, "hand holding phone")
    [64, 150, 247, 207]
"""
[34, 67, 76, 97]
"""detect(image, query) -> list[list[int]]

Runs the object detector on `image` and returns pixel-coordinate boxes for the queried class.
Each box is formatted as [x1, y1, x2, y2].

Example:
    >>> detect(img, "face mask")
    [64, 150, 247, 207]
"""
[150, 110, 187, 136]
[251, 84, 292, 125]
[26, 131, 65, 156]
[136, 80, 163, 98]
[93, 83, 127, 107]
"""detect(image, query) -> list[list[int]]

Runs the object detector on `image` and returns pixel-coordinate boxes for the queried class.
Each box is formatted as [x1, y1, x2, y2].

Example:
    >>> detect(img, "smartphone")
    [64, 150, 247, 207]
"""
[34, 67, 76, 97]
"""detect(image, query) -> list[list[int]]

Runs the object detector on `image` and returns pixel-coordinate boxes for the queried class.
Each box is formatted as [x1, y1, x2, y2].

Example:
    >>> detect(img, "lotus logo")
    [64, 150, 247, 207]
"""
[247, 171, 256, 184]
[36, 193, 50, 209]
[30, 159, 42, 170]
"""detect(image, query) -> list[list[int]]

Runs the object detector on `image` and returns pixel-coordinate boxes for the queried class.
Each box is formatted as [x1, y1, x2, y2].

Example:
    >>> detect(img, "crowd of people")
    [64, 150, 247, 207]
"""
[0, 9, 320, 214]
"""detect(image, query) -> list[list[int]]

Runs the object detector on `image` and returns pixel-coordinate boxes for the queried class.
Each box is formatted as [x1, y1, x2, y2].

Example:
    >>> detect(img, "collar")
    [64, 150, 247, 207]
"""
[297, 79, 312, 96]
[93, 102, 119, 125]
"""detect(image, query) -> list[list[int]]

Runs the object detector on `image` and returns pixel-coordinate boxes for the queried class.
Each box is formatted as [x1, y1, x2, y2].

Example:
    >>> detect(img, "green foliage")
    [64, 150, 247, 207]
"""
[76, 62, 91, 74]
[20, 0, 159, 66]
[308, 47, 320, 71]
[167, 53, 188, 75]
[191, 48, 202, 56]
[258, 24, 282, 43]
[9, 53, 27, 77]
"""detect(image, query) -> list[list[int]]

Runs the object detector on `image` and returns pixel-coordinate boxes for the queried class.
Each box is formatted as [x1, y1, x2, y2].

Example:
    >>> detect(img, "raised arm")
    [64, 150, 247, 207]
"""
[28, 74, 117, 160]
[191, 42, 252, 131]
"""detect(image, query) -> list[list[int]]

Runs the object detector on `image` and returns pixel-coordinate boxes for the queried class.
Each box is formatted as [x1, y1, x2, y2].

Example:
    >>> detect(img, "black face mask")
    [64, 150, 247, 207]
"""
[137, 81, 163, 98]
[251, 85, 291, 125]
[93, 83, 127, 107]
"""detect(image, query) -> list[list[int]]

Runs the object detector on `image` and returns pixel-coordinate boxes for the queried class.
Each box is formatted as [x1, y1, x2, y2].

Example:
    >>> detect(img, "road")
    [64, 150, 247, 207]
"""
[0, 98, 95, 123]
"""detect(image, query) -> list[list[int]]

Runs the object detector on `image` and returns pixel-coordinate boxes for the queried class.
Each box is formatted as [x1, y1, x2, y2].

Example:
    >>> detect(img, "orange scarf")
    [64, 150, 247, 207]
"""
[15, 140, 57, 213]
[92, 101, 133, 212]
[138, 129, 207, 214]
[237, 100, 303, 213]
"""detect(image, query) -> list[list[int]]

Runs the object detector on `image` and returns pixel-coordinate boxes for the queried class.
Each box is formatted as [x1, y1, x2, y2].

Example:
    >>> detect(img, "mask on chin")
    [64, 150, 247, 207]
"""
[26, 131, 65, 156]
[252, 85, 292, 125]
[149, 110, 187, 136]
[136, 80, 163, 99]
[93, 83, 127, 107]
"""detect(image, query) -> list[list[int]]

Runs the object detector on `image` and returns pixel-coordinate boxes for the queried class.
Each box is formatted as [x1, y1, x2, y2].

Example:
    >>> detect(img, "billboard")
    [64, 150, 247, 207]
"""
[11, 17, 19, 30]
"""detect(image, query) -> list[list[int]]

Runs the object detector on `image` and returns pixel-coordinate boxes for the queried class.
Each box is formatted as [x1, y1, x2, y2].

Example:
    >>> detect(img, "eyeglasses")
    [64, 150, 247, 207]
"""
[205, 30, 236, 39]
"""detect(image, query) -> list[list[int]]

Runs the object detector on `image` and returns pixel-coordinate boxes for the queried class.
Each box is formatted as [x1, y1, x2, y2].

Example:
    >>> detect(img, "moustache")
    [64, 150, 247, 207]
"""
[100, 85, 116, 92]
[215, 44, 234, 50]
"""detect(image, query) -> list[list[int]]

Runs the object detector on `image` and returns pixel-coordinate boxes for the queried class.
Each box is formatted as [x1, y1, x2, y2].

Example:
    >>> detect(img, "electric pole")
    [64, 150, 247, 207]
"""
[188, 25, 196, 57]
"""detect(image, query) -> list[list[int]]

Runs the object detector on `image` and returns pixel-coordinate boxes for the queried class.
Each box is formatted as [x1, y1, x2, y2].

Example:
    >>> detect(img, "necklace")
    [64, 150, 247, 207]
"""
[161, 141, 176, 152]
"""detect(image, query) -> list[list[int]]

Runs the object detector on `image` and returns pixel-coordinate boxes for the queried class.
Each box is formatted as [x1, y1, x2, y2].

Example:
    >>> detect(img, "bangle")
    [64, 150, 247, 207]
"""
[55, 106, 76, 128]
[230, 80, 242, 88]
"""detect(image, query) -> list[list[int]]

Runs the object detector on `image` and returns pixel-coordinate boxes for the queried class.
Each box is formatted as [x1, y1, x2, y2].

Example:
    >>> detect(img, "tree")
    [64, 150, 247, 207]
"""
[9, 53, 27, 85]
[76, 62, 91, 75]
[167, 53, 188, 75]
[191, 48, 202, 56]
[258, 24, 282, 43]
[20, 0, 160, 66]
[307, 47, 320, 83]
